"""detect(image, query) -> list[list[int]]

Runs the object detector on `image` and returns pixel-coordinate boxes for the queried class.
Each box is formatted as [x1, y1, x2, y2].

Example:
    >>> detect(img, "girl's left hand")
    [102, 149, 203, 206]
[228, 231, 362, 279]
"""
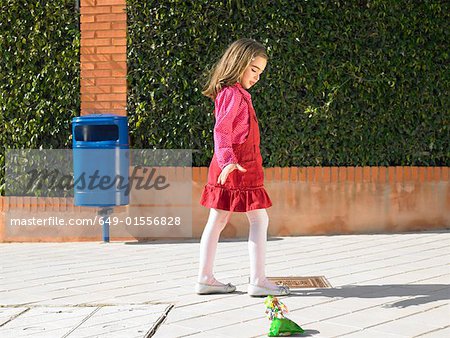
[217, 163, 247, 185]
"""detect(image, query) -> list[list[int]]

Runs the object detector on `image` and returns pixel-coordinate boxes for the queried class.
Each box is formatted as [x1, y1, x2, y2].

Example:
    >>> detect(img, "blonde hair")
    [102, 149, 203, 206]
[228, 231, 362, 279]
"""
[202, 38, 268, 100]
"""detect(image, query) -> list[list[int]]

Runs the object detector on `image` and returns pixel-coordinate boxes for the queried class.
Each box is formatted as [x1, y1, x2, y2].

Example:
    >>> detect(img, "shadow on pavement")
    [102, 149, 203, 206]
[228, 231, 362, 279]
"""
[290, 284, 450, 307]
[300, 330, 321, 337]
[123, 237, 284, 244]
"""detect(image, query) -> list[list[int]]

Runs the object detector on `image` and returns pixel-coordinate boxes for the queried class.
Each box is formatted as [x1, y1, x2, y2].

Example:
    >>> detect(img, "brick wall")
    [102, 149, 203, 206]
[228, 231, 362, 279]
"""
[194, 166, 449, 238]
[0, 167, 449, 242]
[80, 0, 127, 116]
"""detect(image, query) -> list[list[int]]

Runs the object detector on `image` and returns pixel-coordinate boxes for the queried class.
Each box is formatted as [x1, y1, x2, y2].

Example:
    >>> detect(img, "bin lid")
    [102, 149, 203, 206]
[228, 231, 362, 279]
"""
[72, 114, 127, 123]
[72, 114, 128, 146]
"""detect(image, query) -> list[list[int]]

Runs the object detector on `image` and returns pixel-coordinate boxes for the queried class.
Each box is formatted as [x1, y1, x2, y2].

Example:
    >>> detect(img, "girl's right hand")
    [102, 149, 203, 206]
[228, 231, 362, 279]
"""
[217, 163, 247, 185]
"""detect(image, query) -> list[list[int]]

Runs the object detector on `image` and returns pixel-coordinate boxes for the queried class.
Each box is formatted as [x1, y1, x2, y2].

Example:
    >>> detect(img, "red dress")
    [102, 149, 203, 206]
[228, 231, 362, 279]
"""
[200, 84, 272, 212]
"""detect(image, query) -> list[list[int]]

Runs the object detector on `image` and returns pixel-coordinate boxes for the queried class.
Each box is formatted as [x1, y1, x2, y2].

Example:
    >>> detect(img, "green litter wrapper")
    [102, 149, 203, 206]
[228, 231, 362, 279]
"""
[264, 295, 304, 337]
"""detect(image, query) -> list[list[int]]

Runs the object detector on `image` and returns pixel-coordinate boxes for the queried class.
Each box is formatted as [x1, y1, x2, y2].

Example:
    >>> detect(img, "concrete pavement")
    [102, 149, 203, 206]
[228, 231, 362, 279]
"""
[0, 231, 449, 337]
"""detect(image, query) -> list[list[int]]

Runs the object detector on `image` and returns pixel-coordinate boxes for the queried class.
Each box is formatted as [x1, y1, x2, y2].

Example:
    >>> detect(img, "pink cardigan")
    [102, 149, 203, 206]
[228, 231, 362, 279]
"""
[213, 83, 251, 169]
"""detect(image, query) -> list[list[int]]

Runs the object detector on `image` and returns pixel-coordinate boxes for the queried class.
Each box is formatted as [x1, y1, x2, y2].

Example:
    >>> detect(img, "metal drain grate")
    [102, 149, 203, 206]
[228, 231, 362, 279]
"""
[267, 276, 332, 288]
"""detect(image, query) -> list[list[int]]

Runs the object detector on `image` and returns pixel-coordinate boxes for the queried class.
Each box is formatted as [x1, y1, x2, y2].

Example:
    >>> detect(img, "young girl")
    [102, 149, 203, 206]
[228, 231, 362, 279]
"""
[196, 39, 290, 297]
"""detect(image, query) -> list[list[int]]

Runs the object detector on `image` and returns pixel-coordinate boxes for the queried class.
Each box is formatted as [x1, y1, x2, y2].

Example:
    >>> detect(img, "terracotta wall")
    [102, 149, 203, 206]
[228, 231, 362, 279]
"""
[194, 166, 449, 238]
[0, 167, 448, 242]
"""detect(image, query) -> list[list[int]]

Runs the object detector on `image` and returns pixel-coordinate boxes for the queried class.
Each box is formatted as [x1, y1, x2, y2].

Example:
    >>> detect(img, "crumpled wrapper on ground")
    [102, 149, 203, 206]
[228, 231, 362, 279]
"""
[264, 295, 304, 337]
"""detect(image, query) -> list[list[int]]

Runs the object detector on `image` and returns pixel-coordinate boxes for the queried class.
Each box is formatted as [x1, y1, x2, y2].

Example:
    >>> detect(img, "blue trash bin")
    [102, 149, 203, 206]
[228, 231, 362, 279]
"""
[72, 114, 129, 207]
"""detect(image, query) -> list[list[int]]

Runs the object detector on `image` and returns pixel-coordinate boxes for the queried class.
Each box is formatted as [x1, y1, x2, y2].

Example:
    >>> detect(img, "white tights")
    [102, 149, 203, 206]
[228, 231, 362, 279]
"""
[198, 208, 279, 290]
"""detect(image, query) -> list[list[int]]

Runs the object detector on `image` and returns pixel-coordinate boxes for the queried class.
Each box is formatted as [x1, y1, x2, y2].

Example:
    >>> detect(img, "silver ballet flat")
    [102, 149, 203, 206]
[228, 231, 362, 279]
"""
[248, 284, 290, 297]
[195, 282, 236, 295]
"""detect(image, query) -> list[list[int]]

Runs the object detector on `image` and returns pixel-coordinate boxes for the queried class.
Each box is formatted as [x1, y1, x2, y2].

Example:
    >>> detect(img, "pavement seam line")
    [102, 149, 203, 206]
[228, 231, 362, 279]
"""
[282, 242, 450, 271]
[361, 302, 449, 331]
[0, 307, 30, 328]
[60, 306, 101, 338]
[274, 234, 441, 260]
[144, 303, 174, 338]
[412, 324, 450, 337]
[407, 272, 450, 284]
[345, 264, 448, 284]
[327, 256, 449, 281]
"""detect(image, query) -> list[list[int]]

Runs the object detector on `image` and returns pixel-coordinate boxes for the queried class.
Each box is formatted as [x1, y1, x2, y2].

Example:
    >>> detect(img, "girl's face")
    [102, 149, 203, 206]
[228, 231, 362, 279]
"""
[240, 56, 267, 90]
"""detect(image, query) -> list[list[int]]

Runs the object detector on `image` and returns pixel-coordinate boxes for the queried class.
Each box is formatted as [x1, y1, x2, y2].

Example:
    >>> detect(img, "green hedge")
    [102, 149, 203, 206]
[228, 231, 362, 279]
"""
[0, 0, 80, 194]
[127, 0, 448, 167]
[1, 1, 448, 196]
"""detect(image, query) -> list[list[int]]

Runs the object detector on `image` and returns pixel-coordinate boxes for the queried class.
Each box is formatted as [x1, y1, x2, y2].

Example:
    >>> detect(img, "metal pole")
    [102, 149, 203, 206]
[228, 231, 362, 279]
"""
[98, 207, 113, 242]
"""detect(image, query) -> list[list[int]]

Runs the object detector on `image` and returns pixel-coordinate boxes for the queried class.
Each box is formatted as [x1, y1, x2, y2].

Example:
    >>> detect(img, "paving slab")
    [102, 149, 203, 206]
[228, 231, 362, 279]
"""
[0, 305, 168, 338]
